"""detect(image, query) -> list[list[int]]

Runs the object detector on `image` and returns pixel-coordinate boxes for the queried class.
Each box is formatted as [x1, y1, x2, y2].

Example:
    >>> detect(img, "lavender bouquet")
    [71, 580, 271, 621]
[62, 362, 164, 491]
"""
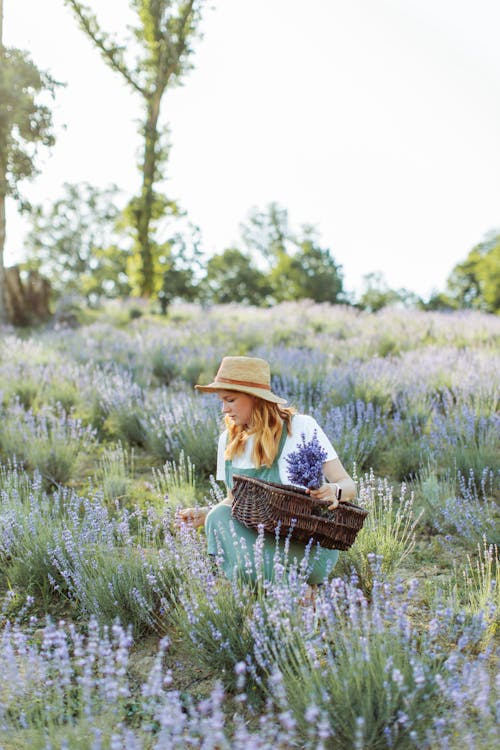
[285, 430, 328, 489]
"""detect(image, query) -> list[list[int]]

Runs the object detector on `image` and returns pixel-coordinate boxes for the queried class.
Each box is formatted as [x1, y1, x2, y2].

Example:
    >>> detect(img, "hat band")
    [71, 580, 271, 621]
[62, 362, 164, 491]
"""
[216, 376, 271, 391]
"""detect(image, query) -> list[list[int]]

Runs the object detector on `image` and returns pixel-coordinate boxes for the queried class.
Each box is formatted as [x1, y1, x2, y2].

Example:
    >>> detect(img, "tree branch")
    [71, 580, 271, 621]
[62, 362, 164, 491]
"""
[63, 0, 147, 97]
[157, 0, 197, 91]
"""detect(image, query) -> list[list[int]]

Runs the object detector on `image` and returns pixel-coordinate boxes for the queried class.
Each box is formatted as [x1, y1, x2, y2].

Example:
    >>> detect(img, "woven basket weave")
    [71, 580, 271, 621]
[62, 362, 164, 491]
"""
[231, 474, 368, 551]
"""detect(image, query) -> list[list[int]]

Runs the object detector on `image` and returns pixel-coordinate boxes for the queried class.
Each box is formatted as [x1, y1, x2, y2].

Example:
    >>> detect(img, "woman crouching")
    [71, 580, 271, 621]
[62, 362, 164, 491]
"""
[178, 356, 356, 585]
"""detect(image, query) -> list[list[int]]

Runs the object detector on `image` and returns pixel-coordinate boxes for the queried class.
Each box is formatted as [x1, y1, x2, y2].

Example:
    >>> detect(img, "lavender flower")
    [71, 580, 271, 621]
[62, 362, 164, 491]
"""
[285, 430, 328, 489]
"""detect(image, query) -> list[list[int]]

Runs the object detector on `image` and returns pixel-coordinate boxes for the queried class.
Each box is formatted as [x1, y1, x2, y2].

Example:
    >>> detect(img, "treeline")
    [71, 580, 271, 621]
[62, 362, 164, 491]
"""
[20, 181, 500, 314]
[22, 188, 345, 309]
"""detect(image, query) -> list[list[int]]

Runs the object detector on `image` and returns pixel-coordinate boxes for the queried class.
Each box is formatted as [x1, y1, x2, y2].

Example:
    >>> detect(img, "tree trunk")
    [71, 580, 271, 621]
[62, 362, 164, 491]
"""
[4, 265, 52, 326]
[136, 92, 162, 297]
[0, 0, 6, 323]
[0, 191, 6, 324]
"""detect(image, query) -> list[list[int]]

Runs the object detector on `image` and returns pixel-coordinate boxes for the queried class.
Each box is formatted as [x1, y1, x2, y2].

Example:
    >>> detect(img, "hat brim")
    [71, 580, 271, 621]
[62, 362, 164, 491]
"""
[195, 382, 287, 405]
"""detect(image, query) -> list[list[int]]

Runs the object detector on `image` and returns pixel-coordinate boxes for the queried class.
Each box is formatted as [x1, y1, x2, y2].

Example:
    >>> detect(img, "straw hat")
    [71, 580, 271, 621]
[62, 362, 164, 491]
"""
[195, 356, 287, 404]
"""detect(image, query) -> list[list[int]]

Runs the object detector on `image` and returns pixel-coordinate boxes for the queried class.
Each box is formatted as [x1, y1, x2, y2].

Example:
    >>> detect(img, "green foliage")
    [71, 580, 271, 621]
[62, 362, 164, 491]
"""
[0, 471, 68, 602]
[151, 348, 181, 384]
[44, 378, 81, 413]
[173, 577, 256, 692]
[357, 272, 421, 312]
[164, 412, 220, 477]
[240, 201, 292, 268]
[274, 605, 442, 750]
[144, 394, 220, 475]
[0, 47, 58, 201]
[337, 472, 421, 596]
[9, 378, 40, 409]
[0, 406, 95, 488]
[201, 247, 273, 305]
[98, 442, 134, 502]
[270, 232, 344, 303]
[152, 450, 197, 509]
[240, 204, 345, 304]
[57, 543, 179, 636]
[103, 407, 148, 447]
[446, 231, 500, 313]
[23, 182, 131, 302]
[447, 539, 499, 645]
[0, 41, 58, 321]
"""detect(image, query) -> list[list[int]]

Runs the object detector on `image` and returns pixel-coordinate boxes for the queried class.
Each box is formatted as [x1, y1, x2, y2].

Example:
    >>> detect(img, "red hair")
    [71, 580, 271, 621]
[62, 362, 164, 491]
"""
[224, 398, 296, 468]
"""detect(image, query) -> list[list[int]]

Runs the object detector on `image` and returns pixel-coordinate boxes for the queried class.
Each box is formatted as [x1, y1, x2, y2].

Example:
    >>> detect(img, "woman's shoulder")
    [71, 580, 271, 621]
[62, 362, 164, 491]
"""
[218, 429, 228, 448]
[292, 414, 318, 426]
[290, 413, 319, 431]
[287, 412, 336, 455]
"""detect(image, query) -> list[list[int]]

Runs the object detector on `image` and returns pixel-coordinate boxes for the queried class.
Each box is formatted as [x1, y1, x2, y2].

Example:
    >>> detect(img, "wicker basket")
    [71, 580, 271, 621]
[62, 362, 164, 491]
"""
[231, 474, 368, 551]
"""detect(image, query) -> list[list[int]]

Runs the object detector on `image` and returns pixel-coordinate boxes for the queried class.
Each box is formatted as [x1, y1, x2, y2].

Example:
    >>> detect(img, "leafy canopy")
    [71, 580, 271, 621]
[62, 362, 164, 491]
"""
[0, 47, 58, 203]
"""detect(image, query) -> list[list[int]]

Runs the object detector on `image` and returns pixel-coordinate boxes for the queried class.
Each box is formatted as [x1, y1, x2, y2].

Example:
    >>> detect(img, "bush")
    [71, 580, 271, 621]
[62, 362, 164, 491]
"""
[0, 404, 96, 487]
[98, 442, 134, 502]
[152, 449, 198, 509]
[336, 471, 421, 596]
[416, 464, 499, 546]
[269, 574, 473, 750]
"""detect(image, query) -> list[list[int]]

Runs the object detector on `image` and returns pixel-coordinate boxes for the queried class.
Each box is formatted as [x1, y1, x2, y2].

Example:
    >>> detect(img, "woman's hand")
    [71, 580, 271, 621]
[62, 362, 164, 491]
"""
[307, 483, 342, 510]
[176, 506, 208, 529]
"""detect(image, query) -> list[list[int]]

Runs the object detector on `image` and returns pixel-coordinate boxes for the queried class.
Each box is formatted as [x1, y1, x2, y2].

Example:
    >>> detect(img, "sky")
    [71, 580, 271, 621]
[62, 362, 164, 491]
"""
[3, 0, 500, 300]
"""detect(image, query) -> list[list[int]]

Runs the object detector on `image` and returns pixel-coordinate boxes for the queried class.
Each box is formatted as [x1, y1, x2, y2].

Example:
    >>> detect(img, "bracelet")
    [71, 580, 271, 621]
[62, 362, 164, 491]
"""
[332, 483, 342, 501]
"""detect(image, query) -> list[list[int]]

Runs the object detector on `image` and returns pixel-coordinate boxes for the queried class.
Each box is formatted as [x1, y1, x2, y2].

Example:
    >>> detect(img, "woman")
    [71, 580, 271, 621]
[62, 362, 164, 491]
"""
[179, 356, 356, 585]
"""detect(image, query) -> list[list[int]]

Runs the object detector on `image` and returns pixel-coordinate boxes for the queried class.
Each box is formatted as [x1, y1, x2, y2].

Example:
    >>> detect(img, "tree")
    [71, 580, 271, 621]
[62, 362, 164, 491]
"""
[0, 0, 58, 321]
[22, 182, 131, 302]
[240, 202, 292, 270]
[155, 219, 203, 311]
[64, 0, 206, 298]
[200, 247, 273, 305]
[269, 230, 344, 303]
[239, 203, 345, 304]
[357, 272, 417, 312]
[446, 232, 500, 313]
[419, 290, 457, 312]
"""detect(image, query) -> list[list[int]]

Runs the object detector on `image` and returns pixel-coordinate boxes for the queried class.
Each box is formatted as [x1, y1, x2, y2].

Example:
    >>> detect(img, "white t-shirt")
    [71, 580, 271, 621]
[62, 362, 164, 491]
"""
[216, 413, 338, 486]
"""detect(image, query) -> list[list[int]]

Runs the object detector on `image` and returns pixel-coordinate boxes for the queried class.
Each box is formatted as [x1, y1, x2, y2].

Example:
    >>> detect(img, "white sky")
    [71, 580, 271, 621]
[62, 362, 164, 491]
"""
[3, 0, 500, 299]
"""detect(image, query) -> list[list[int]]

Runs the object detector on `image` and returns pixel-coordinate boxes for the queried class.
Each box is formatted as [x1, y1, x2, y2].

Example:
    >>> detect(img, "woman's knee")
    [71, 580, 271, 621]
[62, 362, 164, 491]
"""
[205, 503, 231, 532]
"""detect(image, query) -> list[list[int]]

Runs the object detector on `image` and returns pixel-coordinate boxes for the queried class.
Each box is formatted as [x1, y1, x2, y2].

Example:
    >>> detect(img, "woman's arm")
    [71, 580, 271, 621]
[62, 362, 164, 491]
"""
[307, 458, 357, 509]
[176, 490, 233, 528]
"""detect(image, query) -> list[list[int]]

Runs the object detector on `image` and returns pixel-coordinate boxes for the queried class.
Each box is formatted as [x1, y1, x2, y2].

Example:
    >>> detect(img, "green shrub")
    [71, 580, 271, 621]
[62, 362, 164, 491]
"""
[0, 473, 69, 604]
[173, 575, 257, 693]
[443, 538, 499, 646]
[270, 576, 444, 750]
[151, 348, 180, 385]
[0, 406, 95, 488]
[54, 544, 180, 636]
[103, 408, 148, 447]
[336, 471, 421, 596]
[152, 449, 198, 509]
[98, 442, 134, 502]
[45, 379, 81, 413]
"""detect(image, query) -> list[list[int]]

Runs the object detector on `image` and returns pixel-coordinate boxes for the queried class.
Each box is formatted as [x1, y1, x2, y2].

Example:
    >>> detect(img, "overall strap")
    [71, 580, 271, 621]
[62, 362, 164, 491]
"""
[225, 420, 289, 488]
[274, 419, 289, 464]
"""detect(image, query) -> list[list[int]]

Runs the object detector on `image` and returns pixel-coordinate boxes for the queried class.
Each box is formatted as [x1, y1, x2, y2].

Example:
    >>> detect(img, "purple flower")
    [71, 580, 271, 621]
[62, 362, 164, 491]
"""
[285, 430, 328, 489]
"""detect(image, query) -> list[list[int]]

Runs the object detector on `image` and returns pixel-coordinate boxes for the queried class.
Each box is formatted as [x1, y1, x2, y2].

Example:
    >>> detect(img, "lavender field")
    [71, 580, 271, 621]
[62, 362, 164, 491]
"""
[0, 302, 499, 749]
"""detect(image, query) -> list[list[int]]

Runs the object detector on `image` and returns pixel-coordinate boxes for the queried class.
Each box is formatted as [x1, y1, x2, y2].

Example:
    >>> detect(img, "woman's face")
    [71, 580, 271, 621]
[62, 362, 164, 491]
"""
[218, 390, 254, 428]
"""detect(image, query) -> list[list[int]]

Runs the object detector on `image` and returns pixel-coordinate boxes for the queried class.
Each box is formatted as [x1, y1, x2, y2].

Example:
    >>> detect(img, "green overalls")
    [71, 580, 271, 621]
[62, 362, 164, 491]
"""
[204, 424, 339, 584]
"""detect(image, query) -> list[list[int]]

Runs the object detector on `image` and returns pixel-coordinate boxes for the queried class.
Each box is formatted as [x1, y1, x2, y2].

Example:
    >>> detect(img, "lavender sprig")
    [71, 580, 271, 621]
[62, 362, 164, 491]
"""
[285, 430, 328, 489]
